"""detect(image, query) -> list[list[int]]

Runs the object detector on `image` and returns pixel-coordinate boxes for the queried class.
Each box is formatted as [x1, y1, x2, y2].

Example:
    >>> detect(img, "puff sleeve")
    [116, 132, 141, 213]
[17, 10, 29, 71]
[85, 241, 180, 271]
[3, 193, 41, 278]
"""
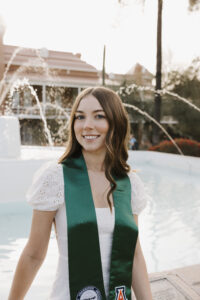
[128, 171, 151, 215]
[26, 161, 64, 211]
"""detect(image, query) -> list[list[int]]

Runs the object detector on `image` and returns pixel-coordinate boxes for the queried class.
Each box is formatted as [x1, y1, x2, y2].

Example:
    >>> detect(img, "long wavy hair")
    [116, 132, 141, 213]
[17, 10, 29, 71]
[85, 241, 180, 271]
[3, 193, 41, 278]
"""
[58, 86, 131, 210]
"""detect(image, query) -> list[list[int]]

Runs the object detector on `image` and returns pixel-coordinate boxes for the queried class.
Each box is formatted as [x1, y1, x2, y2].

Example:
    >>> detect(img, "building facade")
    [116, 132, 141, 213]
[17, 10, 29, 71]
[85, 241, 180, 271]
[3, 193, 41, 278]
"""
[0, 42, 101, 144]
[1, 20, 163, 147]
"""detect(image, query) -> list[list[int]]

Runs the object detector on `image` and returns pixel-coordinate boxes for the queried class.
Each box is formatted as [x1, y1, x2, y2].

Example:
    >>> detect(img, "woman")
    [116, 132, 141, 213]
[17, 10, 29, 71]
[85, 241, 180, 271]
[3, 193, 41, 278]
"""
[8, 87, 152, 300]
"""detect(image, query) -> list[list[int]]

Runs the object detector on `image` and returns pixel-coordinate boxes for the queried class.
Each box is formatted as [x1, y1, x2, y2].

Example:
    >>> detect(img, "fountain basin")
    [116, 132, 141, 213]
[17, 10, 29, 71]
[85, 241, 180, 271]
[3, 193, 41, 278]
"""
[0, 116, 21, 159]
[0, 149, 200, 299]
[1, 147, 200, 203]
[0, 145, 65, 203]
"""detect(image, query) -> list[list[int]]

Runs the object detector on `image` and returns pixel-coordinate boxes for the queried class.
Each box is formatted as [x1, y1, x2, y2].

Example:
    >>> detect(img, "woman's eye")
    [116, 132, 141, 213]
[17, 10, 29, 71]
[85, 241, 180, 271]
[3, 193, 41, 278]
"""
[96, 114, 106, 119]
[75, 115, 84, 120]
[74, 114, 105, 120]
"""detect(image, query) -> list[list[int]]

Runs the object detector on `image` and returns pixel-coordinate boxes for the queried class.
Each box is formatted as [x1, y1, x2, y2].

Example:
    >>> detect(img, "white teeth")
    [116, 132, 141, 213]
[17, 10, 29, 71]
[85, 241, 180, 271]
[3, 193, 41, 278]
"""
[84, 135, 99, 140]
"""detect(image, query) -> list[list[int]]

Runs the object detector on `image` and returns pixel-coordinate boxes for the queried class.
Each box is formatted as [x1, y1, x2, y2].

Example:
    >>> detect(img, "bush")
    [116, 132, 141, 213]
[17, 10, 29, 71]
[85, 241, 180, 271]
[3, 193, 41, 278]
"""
[148, 138, 200, 157]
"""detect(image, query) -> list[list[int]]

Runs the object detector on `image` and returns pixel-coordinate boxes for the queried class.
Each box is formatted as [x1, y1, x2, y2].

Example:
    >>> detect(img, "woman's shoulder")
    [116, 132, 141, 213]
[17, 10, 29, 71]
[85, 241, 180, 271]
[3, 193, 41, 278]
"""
[26, 160, 64, 211]
[33, 160, 63, 178]
[127, 170, 151, 215]
[127, 169, 145, 190]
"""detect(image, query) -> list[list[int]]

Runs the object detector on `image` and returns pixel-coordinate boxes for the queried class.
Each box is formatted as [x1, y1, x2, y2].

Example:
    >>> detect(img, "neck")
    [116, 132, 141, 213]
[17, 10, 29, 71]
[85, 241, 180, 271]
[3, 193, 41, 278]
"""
[82, 149, 106, 172]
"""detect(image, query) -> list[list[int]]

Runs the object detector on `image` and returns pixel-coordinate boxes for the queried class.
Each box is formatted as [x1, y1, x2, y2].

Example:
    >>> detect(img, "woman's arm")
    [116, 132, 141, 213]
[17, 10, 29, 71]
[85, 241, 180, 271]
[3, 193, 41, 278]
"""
[8, 209, 56, 300]
[132, 214, 153, 300]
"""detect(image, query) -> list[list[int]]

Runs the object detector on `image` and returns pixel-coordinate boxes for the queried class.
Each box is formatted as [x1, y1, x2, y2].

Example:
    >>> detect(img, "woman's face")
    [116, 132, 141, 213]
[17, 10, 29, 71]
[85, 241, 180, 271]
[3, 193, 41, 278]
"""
[74, 94, 109, 155]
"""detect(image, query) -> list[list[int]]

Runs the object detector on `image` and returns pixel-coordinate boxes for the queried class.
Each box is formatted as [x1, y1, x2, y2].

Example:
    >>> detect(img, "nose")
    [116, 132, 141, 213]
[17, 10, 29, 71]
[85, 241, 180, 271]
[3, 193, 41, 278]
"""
[83, 116, 94, 129]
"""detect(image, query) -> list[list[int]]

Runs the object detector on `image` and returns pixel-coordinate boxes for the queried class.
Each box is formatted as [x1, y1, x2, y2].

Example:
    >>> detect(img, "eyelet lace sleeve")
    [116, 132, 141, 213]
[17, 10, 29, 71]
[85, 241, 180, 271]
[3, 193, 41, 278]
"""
[128, 170, 150, 215]
[26, 161, 64, 211]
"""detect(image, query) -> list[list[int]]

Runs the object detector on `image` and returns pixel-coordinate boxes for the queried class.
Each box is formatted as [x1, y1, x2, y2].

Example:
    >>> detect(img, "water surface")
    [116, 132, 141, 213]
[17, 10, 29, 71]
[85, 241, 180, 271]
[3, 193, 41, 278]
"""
[1, 152, 200, 299]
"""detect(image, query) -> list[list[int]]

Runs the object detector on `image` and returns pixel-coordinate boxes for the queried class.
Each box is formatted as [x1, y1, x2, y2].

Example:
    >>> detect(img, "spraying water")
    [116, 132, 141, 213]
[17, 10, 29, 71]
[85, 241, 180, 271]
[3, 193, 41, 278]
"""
[0, 47, 23, 97]
[123, 102, 184, 155]
[117, 83, 200, 114]
[1, 46, 200, 153]
[9, 79, 53, 146]
[0, 47, 52, 107]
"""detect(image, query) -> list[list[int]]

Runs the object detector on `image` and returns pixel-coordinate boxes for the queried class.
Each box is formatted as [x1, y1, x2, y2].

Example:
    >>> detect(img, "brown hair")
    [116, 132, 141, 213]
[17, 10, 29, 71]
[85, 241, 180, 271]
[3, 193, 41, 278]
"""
[58, 86, 131, 210]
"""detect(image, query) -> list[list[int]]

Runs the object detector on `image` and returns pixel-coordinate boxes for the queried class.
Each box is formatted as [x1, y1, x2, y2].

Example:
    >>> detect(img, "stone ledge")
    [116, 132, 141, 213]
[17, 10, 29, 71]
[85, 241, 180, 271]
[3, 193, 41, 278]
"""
[133, 264, 200, 299]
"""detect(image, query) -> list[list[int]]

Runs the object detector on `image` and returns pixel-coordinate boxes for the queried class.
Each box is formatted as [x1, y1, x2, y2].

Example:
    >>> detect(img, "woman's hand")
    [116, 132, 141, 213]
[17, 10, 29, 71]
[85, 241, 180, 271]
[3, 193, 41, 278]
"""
[8, 209, 56, 300]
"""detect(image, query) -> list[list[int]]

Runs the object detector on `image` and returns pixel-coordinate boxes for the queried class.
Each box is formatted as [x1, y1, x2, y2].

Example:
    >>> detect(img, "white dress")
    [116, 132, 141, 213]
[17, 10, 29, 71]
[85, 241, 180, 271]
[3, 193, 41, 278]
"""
[26, 161, 149, 300]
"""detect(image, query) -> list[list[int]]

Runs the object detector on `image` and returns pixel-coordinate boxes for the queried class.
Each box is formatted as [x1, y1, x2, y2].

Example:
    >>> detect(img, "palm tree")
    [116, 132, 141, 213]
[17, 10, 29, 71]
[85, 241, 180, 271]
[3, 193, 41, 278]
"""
[189, 0, 200, 11]
[152, 0, 200, 144]
[152, 0, 163, 145]
[118, 0, 164, 145]
[102, 45, 106, 86]
[118, 0, 199, 145]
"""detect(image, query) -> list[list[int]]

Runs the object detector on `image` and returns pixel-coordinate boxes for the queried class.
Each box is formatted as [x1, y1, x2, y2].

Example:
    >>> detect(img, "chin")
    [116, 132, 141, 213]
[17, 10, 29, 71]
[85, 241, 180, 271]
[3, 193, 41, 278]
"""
[84, 147, 100, 152]
[82, 145, 105, 154]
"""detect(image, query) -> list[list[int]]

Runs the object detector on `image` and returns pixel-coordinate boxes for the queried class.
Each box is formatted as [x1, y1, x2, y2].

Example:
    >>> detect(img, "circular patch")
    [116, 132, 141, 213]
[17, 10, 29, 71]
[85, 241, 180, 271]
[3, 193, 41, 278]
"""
[76, 286, 102, 300]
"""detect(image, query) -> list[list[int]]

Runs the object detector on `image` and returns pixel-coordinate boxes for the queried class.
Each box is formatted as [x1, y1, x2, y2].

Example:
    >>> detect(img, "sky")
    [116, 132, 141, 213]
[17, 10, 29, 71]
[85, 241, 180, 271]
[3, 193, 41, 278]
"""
[1, 0, 200, 75]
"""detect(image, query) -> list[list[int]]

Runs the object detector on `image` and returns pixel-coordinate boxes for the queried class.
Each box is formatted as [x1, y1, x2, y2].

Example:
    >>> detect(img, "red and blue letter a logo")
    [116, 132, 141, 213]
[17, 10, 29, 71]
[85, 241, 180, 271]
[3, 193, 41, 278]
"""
[115, 286, 127, 300]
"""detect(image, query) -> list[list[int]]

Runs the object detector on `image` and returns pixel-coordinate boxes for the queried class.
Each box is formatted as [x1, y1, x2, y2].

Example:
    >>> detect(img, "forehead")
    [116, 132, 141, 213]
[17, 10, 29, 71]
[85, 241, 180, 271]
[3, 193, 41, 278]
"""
[77, 94, 103, 111]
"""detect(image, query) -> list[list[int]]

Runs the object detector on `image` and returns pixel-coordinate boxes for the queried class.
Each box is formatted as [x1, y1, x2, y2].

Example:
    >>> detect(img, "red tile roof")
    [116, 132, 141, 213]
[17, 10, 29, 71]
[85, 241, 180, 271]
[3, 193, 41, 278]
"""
[3, 45, 98, 73]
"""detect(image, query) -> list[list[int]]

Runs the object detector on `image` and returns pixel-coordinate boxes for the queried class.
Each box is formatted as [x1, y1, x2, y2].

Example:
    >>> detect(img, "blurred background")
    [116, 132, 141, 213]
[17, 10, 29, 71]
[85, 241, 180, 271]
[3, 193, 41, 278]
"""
[1, 1, 200, 299]
[0, 0, 200, 154]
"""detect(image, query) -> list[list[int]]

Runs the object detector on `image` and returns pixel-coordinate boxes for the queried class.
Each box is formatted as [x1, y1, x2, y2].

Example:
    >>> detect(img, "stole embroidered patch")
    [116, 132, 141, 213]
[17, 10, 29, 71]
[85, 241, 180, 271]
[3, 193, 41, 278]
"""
[115, 286, 127, 300]
[76, 286, 102, 300]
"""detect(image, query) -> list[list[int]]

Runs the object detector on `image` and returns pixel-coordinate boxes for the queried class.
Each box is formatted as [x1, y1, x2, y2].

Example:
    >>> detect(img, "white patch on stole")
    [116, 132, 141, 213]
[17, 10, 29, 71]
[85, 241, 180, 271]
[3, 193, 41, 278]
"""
[76, 286, 102, 300]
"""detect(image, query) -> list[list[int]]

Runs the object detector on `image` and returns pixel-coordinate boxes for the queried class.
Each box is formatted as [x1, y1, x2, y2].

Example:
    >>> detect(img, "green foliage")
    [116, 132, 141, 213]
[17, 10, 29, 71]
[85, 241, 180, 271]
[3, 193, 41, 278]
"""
[165, 59, 200, 141]
[117, 81, 154, 123]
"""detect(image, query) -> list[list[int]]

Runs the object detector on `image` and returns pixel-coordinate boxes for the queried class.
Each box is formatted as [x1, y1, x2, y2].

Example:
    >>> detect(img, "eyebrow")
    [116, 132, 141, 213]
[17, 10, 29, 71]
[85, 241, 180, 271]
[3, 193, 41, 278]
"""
[75, 109, 104, 113]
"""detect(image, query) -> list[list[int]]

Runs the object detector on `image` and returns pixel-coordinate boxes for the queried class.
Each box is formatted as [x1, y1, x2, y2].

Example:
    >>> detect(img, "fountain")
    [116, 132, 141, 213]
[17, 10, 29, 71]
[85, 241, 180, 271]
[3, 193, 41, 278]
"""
[0, 116, 20, 158]
[0, 29, 200, 299]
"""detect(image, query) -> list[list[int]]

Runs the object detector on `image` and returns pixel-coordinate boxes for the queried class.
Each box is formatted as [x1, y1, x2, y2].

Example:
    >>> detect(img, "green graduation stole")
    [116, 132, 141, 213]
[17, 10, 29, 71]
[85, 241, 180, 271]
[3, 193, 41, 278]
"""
[62, 153, 138, 300]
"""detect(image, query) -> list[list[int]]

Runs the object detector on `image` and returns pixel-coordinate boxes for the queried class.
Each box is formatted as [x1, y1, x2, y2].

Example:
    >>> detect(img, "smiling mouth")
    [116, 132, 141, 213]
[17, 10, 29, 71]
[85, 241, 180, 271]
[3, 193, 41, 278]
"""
[83, 135, 100, 140]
